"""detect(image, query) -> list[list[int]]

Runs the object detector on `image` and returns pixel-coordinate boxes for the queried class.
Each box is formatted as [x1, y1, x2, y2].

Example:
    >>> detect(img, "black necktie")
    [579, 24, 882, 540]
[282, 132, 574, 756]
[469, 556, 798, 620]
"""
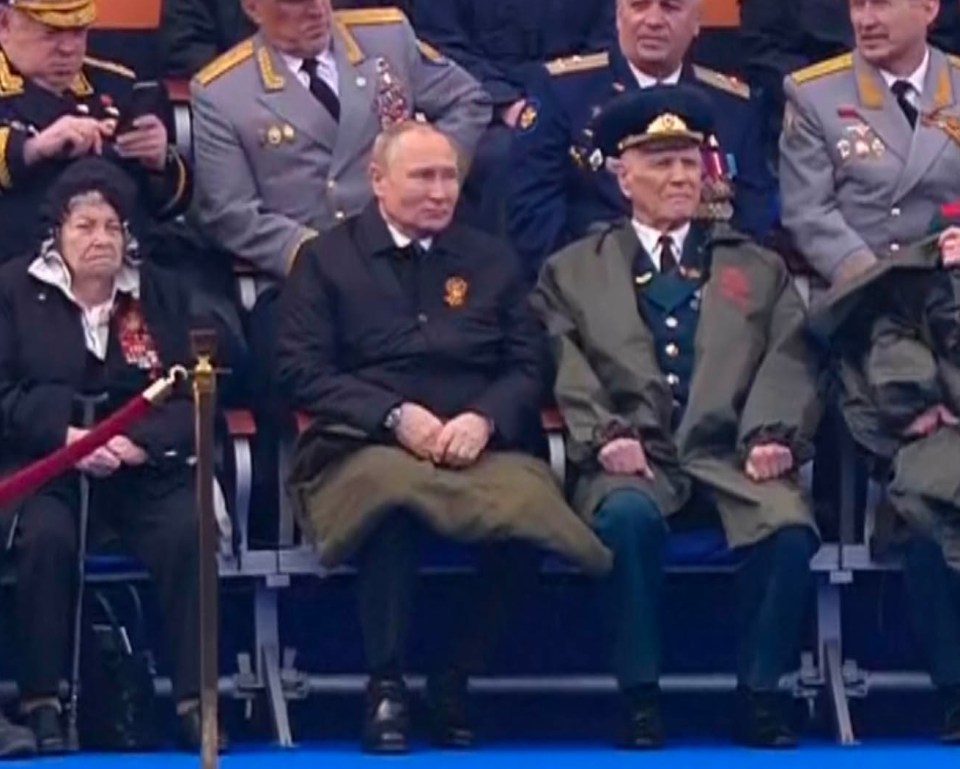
[891, 80, 918, 129]
[301, 58, 340, 121]
[658, 235, 679, 274]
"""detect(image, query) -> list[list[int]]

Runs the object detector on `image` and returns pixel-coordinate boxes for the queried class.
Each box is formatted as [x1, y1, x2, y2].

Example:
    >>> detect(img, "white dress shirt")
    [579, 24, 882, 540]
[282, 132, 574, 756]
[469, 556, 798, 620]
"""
[628, 63, 682, 90]
[281, 47, 340, 97]
[386, 220, 433, 252]
[879, 47, 930, 108]
[631, 219, 690, 271]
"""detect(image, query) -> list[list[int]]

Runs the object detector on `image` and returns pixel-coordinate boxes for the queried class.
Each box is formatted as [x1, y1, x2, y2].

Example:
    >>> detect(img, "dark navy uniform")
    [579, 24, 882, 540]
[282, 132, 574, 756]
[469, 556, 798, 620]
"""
[0, 52, 192, 262]
[412, 0, 615, 110]
[507, 49, 776, 277]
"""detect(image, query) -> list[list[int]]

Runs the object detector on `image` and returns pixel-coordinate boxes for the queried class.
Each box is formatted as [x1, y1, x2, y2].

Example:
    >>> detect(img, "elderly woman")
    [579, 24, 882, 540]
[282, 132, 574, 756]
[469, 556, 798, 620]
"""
[0, 158, 213, 753]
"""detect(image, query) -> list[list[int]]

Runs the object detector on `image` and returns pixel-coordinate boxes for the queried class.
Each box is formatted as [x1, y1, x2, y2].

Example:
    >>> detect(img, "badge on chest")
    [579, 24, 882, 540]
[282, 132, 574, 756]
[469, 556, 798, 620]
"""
[836, 107, 886, 162]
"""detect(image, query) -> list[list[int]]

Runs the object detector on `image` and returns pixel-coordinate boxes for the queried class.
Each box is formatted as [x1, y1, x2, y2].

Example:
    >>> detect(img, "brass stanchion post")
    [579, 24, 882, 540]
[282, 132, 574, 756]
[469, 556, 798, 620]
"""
[192, 330, 219, 769]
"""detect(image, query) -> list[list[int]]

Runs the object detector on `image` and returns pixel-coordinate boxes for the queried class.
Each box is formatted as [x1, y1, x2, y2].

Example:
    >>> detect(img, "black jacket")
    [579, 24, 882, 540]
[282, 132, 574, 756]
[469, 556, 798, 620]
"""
[276, 202, 546, 455]
[0, 257, 195, 470]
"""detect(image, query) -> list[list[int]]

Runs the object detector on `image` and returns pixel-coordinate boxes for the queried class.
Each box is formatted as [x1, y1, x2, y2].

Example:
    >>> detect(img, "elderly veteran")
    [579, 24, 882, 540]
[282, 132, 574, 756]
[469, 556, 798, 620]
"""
[532, 85, 822, 749]
[276, 120, 610, 755]
[809, 228, 960, 744]
[0, 158, 218, 754]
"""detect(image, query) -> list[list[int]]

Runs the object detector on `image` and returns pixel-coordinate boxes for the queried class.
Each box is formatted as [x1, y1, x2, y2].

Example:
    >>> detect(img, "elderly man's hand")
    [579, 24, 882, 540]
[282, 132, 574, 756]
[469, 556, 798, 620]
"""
[107, 435, 148, 466]
[432, 412, 492, 468]
[939, 226, 960, 268]
[745, 442, 794, 482]
[115, 115, 169, 172]
[394, 403, 445, 460]
[598, 438, 655, 479]
[903, 404, 959, 438]
[23, 115, 111, 165]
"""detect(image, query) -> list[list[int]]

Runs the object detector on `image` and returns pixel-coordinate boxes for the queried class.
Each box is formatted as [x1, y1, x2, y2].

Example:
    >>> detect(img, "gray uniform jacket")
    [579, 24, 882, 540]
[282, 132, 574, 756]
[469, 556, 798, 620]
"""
[780, 47, 960, 284]
[190, 7, 491, 277]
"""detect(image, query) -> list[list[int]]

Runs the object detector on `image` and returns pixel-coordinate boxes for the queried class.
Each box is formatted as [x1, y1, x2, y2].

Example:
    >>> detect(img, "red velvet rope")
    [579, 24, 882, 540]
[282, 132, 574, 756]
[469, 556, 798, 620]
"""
[0, 368, 185, 509]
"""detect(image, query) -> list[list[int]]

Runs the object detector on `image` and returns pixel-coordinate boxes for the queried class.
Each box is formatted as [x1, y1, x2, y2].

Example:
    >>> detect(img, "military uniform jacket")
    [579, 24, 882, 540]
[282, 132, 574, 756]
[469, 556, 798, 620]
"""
[190, 7, 492, 279]
[0, 52, 192, 264]
[507, 49, 775, 276]
[532, 222, 820, 548]
[780, 47, 960, 284]
[412, 0, 615, 106]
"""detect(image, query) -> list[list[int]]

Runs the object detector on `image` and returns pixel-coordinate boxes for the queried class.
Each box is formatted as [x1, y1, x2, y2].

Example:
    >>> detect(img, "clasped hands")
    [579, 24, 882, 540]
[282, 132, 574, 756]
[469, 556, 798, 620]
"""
[66, 428, 147, 478]
[392, 403, 491, 468]
[597, 437, 794, 483]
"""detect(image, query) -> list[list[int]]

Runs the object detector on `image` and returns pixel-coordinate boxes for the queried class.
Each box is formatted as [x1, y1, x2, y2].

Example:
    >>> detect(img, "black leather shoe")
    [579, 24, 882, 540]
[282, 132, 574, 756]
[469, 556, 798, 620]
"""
[621, 685, 664, 749]
[362, 678, 409, 754]
[0, 713, 36, 758]
[26, 705, 66, 755]
[735, 688, 797, 749]
[176, 706, 229, 753]
[426, 671, 474, 749]
[942, 687, 960, 744]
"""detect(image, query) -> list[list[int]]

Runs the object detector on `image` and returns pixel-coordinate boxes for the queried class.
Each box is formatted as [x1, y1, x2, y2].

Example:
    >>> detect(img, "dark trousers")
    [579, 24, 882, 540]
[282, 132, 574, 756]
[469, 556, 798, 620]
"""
[593, 489, 817, 691]
[12, 470, 201, 703]
[903, 535, 960, 688]
[355, 508, 540, 679]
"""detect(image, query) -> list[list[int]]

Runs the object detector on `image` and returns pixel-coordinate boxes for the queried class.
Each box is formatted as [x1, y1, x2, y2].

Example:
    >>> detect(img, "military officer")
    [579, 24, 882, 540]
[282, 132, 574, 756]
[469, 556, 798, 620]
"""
[507, 0, 775, 278]
[0, 0, 191, 263]
[190, 0, 490, 279]
[740, 0, 960, 162]
[780, 0, 960, 286]
[532, 85, 821, 748]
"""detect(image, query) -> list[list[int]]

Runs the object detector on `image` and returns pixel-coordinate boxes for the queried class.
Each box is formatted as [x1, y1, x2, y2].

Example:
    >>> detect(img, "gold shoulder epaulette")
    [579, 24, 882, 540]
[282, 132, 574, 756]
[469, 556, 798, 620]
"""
[692, 65, 749, 98]
[546, 52, 609, 76]
[195, 39, 254, 87]
[790, 53, 853, 85]
[83, 56, 135, 80]
[334, 7, 407, 26]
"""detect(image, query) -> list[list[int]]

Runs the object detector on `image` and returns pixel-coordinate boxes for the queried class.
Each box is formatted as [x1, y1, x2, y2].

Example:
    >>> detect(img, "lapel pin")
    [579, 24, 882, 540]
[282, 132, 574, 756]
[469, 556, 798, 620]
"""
[282, 123, 295, 141]
[267, 125, 282, 145]
[356, 76, 367, 88]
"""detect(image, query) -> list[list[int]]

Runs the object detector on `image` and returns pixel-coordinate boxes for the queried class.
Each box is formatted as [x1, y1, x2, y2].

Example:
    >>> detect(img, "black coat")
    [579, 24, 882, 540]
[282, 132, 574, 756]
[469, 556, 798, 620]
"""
[0, 257, 195, 472]
[276, 202, 546, 458]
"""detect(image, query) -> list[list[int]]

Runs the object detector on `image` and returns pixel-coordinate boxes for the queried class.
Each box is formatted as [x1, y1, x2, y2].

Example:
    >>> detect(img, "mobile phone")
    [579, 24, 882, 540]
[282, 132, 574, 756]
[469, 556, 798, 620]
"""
[115, 81, 162, 135]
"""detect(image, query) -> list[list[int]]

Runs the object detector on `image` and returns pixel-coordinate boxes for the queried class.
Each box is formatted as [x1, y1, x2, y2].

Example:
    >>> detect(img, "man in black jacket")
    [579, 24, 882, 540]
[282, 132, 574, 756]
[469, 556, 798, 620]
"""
[275, 120, 609, 754]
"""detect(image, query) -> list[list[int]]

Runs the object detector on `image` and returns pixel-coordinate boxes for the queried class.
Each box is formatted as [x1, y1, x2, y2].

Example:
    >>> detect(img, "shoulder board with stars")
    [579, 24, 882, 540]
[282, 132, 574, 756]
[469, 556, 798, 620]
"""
[0, 52, 23, 97]
[195, 38, 255, 87]
[546, 52, 609, 76]
[83, 56, 136, 80]
[789, 53, 854, 86]
[692, 65, 749, 99]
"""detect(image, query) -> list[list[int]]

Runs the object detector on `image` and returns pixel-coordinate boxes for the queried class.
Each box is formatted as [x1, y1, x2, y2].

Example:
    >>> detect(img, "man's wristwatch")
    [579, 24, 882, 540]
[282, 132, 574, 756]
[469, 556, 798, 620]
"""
[384, 406, 403, 431]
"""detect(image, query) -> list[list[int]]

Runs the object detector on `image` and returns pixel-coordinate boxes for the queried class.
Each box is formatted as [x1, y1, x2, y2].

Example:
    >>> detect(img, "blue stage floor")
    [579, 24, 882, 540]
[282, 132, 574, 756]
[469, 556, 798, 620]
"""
[6, 744, 958, 768]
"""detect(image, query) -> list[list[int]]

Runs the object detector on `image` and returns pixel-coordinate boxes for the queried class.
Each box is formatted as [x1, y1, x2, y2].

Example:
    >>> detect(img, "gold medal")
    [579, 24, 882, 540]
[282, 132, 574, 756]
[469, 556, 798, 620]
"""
[282, 124, 295, 141]
[267, 126, 282, 145]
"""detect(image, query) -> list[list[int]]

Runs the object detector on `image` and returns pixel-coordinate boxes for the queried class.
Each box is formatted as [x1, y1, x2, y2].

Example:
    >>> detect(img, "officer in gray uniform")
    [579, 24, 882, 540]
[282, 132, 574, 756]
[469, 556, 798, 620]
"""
[779, 0, 960, 286]
[191, 1, 490, 279]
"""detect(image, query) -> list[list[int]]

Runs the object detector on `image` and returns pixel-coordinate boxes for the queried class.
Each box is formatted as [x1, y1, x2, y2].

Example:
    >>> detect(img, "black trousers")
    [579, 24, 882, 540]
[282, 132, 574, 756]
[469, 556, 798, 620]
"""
[12, 469, 200, 703]
[594, 489, 817, 691]
[355, 508, 540, 679]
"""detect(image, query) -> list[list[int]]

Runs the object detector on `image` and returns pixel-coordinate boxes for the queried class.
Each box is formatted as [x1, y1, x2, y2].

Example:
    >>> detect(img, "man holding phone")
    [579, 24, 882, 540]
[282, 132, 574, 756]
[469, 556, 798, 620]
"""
[0, 0, 192, 262]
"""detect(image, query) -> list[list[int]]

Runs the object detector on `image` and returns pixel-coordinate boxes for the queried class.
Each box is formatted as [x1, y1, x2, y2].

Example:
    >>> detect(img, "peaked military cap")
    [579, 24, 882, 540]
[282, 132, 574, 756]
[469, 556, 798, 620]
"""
[593, 84, 715, 158]
[2, 0, 95, 28]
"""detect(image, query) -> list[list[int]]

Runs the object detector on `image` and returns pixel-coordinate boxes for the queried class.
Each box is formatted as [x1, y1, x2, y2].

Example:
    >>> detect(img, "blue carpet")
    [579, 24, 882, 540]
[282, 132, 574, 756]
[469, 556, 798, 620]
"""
[5, 744, 958, 768]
